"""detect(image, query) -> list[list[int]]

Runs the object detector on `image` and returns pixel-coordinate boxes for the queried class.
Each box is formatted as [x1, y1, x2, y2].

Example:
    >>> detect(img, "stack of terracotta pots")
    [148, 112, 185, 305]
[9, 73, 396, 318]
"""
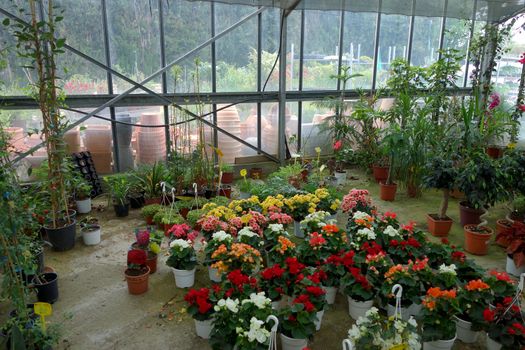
[136, 113, 166, 165]
[63, 127, 82, 153]
[84, 124, 113, 174]
[217, 105, 241, 164]
[5, 127, 26, 154]
[115, 113, 134, 171]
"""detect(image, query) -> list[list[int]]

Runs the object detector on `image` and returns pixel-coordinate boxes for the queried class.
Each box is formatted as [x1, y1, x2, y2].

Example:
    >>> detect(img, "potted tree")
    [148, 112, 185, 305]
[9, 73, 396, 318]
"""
[379, 126, 404, 201]
[423, 156, 458, 236]
[166, 239, 198, 288]
[124, 249, 150, 295]
[104, 175, 130, 217]
[457, 152, 509, 255]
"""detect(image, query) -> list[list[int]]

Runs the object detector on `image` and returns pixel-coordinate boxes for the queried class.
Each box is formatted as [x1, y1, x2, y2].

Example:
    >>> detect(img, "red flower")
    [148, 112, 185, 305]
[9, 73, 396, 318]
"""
[518, 53, 525, 64]
[127, 249, 147, 266]
[390, 239, 399, 247]
[136, 230, 150, 246]
[384, 211, 397, 219]
[483, 308, 495, 322]
[285, 257, 306, 275]
[288, 315, 296, 322]
[227, 269, 250, 286]
[333, 140, 343, 151]
[489, 270, 513, 283]
[309, 232, 327, 247]
[441, 238, 449, 245]
[508, 327, 516, 335]
[518, 104, 525, 112]
[306, 286, 326, 297]
[307, 269, 327, 284]
[261, 265, 285, 280]
[451, 251, 466, 262]
[406, 237, 421, 248]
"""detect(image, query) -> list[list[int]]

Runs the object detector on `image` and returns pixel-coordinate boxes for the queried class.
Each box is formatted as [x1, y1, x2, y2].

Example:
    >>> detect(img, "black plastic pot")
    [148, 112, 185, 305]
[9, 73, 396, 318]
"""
[44, 220, 77, 251]
[32, 272, 59, 304]
[114, 203, 130, 217]
[128, 194, 145, 209]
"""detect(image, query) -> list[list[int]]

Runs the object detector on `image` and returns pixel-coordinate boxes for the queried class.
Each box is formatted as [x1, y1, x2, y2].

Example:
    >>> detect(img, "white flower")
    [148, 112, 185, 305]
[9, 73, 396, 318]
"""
[212, 230, 232, 242]
[169, 239, 190, 249]
[225, 298, 239, 313]
[268, 223, 284, 232]
[238, 227, 258, 238]
[357, 227, 376, 240]
[242, 292, 271, 309]
[245, 317, 270, 344]
[407, 317, 418, 328]
[384, 225, 399, 237]
[438, 263, 457, 275]
[347, 325, 361, 339]
[353, 211, 370, 220]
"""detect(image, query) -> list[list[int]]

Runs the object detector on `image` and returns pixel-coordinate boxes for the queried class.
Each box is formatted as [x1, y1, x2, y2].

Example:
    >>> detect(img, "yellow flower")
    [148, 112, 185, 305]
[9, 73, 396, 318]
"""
[315, 147, 321, 154]
[508, 143, 516, 149]
[308, 207, 315, 214]
[235, 206, 242, 212]
[240, 169, 247, 178]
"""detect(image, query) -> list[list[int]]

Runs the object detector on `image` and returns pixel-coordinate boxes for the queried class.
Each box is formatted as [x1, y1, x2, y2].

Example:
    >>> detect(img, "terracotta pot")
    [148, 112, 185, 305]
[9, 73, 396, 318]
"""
[217, 105, 242, 164]
[84, 125, 112, 152]
[221, 172, 234, 184]
[427, 214, 453, 237]
[179, 207, 189, 219]
[495, 219, 513, 247]
[464, 225, 493, 255]
[219, 186, 231, 199]
[145, 215, 154, 225]
[144, 197, 162, 205]
[372, 165, 389, 183]
[459, 201, 485, 227]
[379, 182, 397, 201]
[249, 167, 263, 180]
[486, 146, 502, 159]
[125, 266, 150, 295]
[146, 253, 158, 274]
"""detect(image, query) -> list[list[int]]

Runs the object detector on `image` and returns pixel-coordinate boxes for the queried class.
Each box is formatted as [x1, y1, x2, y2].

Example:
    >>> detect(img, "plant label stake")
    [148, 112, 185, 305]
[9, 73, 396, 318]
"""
[342, 339, 353, 350]
[266, 315, 279, 350]
[392, 284, 403, 321]
[193, 183, 198, 206]
[34, 302, 52, 333]
[502, 273, 524, 325]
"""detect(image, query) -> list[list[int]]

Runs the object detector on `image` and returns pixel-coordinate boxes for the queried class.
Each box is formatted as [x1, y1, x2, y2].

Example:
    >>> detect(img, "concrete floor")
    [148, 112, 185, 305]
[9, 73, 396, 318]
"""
[28, 168, 510, 349]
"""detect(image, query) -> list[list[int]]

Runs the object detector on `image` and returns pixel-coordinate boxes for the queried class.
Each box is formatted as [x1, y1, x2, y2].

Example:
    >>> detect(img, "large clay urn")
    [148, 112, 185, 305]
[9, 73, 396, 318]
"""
[136, 113, 166, 165]
[216, 105, 241, 164]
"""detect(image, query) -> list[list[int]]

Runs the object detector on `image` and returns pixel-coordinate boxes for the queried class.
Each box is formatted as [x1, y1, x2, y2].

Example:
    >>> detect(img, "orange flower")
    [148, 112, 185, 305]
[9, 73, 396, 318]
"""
[384, 264, 406, 281]
[211, 244, 228, 259]
[276, 236, 295, 254]
[426, 287, 456, 299]
[465, 279, 490, 292]
[322, 224, 339, 234]
[422, 299, 436, 311]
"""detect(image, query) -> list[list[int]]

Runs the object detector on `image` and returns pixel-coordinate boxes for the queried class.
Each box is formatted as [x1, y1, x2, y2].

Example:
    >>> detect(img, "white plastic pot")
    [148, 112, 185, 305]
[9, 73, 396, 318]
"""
[314, 309, 325, 331]
[81, 225, 101, 246]
[280, 333, 308, 350]
[294, 220, 304, 238]
[347, 297, 374, 320]
[208, 266, 222, 283]
[323, 286, 338, 305]
[454, 316, 480, 343]
[194, 318, 213, 339]
[76, 198, 92, 214]
[486, 335, 502, 350]
[506, 255, 525, 276]
[423, 334, 456, 350]
[171, 267, 196, 288]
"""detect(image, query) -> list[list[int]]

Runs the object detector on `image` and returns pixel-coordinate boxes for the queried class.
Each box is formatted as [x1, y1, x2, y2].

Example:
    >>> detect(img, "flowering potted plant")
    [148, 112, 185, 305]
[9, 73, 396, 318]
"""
[341, 189, 374, 214]
[485, 270, 516, 304]
[292, 274, 327, 331]
[203, 230, 233, 282]
[210, 292, 276, 350]
[313, 188, 341, 215]
[267, 235, 296, 266]
[238, 168, 255, 199]
[483, 297, 525, 349]
[278, 293, 317, 350]
[132, 229, 161, 274]
[263, 223, 289, 247]
[345, 307, 421, 350]
[300, 211, 335, 235]
[198, 215, 229, 240]
[333, 140, 347, 185]
[500, 221, 525, 276]
[420, 287, 461, 350]
[320, 224, 348, 255]
[217, 269, 259, 300]
[297, 232, 330, 267]
[259, 264, 287, 308]
[167, 223, 198, 242]
[236, 227, 263, 249]
[267, 210, 294, 227]
[341, 265, 375, 320]
[319, 253, 346, 304]
[166, 239, 197, 288]
[455, 279, 494, 343]
[211, 242, 262, 275]
[283, 193, 320, 237]
[346, 211, 375, 238]
[124, 249, 150, 295]
[281, 257, 307, 297]
[184, 287, 216, 339]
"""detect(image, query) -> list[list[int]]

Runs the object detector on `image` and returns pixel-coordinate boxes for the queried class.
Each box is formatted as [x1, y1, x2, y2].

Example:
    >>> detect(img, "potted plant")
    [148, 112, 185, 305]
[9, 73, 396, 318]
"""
[341, 189, 374, 214]
[319, 253, 346, 305]
[141, 204, 162, 225]
[174, 200, 193, 219]
[184, 287, 216, 339]
[420, 287, 461, 350]
[333, 140, 347, 185]
[495, 218, 514, 247]
[455, 279, 494, 343]
[132, 229, 161, 274]
[166, 239, 197, 288]
[127, 175, 145, 209]
[203, 230, 233, 282]
[220, 163, 234, 184]
[187, 209, 205, 230]
[153, 208, 184, 234]
[457, 152, 508, 254]
[31, 271, 59, 304]
[423, 156, 458, 236]
[501, 221, 525, 276]
[510, 196, 525, 222]
[259, 264, 288, 309]
[73, 176, 92, 214]
[79, 216, 101, 246]
[292, 273, 327, 331]
[341, 264, 375, 320]
[238, 168, 254, 199]
[283, 193, 320, 238]
[278, 294, 317, 350]
[210, 242, 262, 276]
[379, 126, 404, 201]
[133, 162, 167, 205]
[104, 175, 130, 217]
[483, 298, 525, 350]
[345, 307, 420, 349]
[124, 249, 150, 295]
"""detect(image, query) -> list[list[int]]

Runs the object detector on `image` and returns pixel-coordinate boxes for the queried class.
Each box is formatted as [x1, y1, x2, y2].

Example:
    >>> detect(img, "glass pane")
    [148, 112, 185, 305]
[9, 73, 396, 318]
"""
[411, 0, 444, 67]
[163, 0, 211, 93]
[107, 0, 161, 93]
[261, 8, 280, 91]
[376, 14, 410, 87]
[301, 101, 333, 157]
[286, 10, 301, 91]
[343, 11, 378, 89]
[215, 3, 257, 92]
[303, 10, 341, 90]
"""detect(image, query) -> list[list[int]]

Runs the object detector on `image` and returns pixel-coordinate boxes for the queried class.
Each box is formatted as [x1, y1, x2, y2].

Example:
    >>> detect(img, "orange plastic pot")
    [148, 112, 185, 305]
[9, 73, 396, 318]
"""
[459, 202, 485, 227]
[146, 253, 158, 274]
[426, 214, 453, 237]
[380, 182, 397, 201]
[372, 166, 389, 183]
[464, 225, 493, 255]
[125, 266, 150, 295]
[486, 146, 502, 159]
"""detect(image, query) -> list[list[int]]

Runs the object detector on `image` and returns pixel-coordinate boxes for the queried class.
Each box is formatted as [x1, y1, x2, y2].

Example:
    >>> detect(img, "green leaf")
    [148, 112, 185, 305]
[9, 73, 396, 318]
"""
[2, 18, 10, 26]
[10, 326, 26, 350]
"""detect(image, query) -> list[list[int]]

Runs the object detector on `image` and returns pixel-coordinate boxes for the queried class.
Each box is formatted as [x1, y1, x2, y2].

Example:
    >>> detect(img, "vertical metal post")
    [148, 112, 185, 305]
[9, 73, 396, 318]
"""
[438, 0, 449, 57]
[278, 10, 287, 164]
[337, 5, 345, 91]
[406, 0, 416, 64]
[257, 8, 262, 154]
[463, 0, 478, 88]
[159, 0, 170, 156]
[101, 0, 120, 172]
[371, 0, 382, 90]
[211, 2, 218, 158]
[297, 9, 305, 153]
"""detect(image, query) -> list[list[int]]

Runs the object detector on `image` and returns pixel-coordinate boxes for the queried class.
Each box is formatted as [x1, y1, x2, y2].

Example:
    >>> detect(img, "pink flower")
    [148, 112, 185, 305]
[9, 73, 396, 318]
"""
[333, 140, 342, 151]
[519, 53, 525, 65]
[519, 105, 525, 112]
[488, 93, 500, 110]
[136, 230, 150, 247]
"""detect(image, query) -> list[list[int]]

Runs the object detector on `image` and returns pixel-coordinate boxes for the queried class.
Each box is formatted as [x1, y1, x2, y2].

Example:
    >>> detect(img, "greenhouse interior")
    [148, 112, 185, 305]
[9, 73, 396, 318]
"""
[1, 0, 525, 349]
